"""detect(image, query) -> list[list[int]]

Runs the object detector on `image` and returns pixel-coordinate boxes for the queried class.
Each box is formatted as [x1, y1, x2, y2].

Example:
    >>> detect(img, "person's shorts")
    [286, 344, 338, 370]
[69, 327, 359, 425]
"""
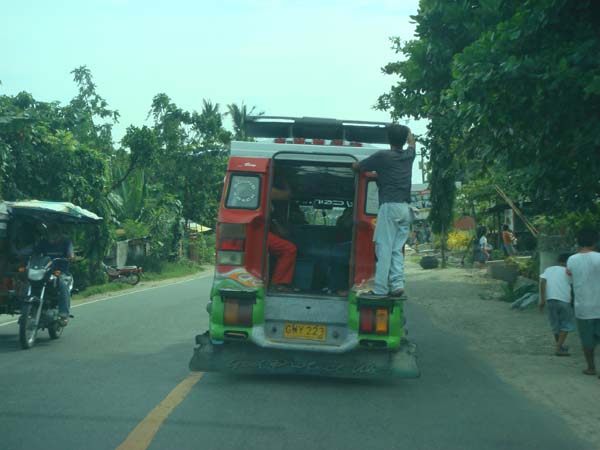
[576, 318, 600, 350]
[546, 300, 576, 334]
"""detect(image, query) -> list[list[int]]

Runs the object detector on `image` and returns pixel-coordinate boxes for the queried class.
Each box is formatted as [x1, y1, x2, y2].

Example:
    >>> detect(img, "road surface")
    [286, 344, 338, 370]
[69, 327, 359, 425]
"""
[0, 274, 590, 450]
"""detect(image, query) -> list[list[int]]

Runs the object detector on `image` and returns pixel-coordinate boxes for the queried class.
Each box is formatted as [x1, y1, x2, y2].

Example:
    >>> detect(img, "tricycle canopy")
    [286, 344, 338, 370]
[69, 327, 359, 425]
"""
[1, 200, 103, 224]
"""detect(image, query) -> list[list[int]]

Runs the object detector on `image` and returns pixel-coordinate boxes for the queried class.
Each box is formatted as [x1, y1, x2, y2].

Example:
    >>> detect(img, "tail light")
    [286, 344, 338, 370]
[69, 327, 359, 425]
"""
[54, 270, 62, 277]
[18, 266, 26, 273]
[293, 137, 305, 144]
[313, 139, 325, 145]
[359, 307, 389, 335]
[223, 299, 253, 327]
[331, 139, 343, 146]
[274, 138, 286, 143]
[350, 142, 363, 147]
[217, 223, 246, 266]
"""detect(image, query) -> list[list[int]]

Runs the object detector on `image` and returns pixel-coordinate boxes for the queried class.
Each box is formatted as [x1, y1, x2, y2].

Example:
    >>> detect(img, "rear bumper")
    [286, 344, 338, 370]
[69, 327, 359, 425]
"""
[189, 332, 420, 379]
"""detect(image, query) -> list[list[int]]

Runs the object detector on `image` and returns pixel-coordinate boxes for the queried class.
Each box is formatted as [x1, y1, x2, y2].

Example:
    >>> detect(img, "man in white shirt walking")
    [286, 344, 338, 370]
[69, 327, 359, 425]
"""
[539, 253, 574, 356]
[567, 228, 600, 376]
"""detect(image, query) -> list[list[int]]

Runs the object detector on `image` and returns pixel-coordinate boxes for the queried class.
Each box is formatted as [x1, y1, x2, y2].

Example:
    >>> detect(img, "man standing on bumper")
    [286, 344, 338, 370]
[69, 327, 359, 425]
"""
[353, 124, 416, 298]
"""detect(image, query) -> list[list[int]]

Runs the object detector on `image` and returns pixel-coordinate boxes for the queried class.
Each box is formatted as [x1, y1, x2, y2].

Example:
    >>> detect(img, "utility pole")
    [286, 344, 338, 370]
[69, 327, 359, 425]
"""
[417, 151, 426, 184]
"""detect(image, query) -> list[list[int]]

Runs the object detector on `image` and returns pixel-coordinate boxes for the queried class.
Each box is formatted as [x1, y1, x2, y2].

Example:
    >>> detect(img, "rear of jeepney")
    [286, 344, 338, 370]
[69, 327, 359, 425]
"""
[190, 117, 419, 379]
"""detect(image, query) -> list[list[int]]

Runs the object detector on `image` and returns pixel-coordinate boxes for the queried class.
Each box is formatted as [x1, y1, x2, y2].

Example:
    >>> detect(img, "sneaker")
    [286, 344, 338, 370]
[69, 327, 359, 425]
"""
[390, 289, 405, 298]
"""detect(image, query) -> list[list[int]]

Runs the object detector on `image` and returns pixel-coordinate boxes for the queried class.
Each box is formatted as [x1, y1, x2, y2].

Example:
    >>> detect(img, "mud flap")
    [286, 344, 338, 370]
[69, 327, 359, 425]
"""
[189, 333, 420, 379]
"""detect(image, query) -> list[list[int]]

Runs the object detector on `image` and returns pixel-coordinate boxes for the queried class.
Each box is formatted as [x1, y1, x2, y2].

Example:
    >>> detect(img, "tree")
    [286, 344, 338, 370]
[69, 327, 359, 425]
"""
[447, 0, 600, 214]
[226, 102, 263, 141]
[380, 0, 600, 232]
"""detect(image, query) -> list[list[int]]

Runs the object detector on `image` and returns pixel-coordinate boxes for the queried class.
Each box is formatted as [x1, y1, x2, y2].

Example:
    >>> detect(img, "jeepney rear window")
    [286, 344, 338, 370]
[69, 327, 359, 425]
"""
[365, 180, 379, 215]
[297, 201, 353, 226]
[225, 174, 261, 209]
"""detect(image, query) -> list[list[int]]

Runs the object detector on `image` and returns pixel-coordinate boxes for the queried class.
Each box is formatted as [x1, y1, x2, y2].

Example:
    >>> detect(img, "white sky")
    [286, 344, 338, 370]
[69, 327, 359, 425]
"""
[1, 0, 426, 181]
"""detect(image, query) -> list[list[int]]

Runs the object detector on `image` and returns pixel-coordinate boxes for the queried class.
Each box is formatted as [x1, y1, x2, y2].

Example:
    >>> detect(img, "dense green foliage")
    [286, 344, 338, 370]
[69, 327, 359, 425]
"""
[380, 0, 600, 229]
[1, 67, 253, 279]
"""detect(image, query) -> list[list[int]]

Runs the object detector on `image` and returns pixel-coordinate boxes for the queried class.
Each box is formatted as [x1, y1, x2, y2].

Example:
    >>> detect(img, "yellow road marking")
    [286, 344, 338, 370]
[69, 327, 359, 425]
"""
[116, 372, 204, 450]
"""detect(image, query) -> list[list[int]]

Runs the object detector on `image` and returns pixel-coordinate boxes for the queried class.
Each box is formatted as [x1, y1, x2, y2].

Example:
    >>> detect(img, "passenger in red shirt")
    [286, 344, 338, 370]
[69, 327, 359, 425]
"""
[268, 184, 297, 291]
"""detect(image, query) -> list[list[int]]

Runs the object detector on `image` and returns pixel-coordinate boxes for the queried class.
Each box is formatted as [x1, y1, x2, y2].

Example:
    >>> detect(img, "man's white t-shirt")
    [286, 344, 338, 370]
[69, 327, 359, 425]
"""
[567, 252, 600, 319]
[540, 265, 571, 303]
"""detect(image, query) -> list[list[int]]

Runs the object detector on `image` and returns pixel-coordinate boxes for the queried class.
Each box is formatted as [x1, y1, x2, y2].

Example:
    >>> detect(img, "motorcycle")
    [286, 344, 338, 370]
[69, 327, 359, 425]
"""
[102, 263, 142, 286]
[19, 256, 73, 349]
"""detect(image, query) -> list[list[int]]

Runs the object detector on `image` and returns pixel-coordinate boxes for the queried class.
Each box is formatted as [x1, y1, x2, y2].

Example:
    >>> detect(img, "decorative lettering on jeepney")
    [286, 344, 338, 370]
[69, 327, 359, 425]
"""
[215, 268, 263, 287]
[227, 359, 381, 375]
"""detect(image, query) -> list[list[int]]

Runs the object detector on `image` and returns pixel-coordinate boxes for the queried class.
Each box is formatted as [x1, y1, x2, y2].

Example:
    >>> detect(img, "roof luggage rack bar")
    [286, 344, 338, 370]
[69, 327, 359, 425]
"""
[244, 116, 392, 145]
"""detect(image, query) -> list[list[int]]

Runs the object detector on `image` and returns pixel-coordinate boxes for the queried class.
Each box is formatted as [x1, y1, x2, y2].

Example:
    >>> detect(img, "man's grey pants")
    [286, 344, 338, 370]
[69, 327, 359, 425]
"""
[373, 202, 412, 295]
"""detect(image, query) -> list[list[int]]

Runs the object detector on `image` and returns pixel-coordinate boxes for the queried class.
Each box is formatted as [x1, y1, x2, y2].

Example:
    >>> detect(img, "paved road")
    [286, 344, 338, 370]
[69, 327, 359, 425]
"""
[0, 275, 590, 450]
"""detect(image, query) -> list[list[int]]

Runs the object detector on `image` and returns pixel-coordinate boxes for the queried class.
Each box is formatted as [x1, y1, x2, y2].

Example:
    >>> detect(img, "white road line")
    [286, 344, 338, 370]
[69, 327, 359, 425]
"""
[0, 273, 212, 328]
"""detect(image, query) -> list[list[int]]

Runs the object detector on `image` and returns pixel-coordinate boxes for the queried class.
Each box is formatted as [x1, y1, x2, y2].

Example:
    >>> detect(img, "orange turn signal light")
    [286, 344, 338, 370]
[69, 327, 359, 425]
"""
[54, 270, 62, 276]
[375, 308, 389, 334]
[18, 266, 26, 273]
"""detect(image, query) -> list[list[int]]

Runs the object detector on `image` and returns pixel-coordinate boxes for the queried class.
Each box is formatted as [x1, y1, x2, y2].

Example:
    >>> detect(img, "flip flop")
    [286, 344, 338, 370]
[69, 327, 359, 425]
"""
[582, 368, 597, 375]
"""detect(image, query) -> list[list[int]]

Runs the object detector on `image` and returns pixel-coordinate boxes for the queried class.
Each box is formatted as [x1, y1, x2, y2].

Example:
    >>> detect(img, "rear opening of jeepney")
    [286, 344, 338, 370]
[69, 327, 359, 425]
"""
[189, 117, 419, 379]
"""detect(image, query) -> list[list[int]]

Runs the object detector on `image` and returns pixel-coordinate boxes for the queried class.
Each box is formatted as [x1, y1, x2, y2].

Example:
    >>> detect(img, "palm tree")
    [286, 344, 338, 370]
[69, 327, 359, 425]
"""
[226, 102, 263, 141]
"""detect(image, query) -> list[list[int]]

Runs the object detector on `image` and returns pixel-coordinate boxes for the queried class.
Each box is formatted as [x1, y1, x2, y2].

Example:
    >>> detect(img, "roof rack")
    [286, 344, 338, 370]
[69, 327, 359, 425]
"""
[244, 116, 392, 144]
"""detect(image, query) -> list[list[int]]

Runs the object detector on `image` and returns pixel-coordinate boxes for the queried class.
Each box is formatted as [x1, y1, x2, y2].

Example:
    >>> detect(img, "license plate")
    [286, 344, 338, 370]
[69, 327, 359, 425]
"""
[283, 323, 327, 341]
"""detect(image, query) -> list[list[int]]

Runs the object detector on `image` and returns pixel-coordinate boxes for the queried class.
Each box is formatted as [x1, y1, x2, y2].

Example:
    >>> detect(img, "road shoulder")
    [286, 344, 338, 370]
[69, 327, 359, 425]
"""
[407, 261, 600, 449]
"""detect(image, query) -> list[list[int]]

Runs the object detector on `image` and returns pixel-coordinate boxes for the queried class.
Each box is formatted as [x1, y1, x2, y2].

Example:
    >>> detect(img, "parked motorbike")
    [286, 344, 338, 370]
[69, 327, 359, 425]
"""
[102, 263, 142, 286]
[19, 256, 73, 349]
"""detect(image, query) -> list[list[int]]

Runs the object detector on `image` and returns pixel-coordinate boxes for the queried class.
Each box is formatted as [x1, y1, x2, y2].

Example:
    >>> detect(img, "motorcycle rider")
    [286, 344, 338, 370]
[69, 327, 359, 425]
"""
[34, 223, 74, 325]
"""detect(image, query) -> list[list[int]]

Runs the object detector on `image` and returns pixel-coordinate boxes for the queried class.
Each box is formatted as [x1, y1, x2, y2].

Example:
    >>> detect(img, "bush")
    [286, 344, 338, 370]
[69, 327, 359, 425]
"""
[127, 255, 164, 273]
[70, 259, 107, 291]
[447, 230, 472, 251]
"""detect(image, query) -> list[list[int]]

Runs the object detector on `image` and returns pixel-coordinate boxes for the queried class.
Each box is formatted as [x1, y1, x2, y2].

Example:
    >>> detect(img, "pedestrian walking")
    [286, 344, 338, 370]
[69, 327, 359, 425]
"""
[539, 253, 575, 356]
[353, 124, 416, 298]
[501, 224, 516, 256]
[566, 228, 600, 376]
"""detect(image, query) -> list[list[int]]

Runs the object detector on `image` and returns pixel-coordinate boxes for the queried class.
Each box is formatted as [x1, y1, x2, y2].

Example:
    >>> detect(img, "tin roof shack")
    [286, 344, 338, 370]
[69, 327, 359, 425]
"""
[106, 236, 151, 268]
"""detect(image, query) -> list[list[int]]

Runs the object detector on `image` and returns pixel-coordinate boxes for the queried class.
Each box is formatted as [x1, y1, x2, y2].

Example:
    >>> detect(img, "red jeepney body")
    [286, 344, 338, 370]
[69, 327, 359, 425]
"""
[215, 145, 380, 292]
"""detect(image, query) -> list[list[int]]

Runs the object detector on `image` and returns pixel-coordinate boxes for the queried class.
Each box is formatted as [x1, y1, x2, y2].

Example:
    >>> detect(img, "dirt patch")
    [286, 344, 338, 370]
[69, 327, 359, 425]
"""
[407, 260, 600, 448]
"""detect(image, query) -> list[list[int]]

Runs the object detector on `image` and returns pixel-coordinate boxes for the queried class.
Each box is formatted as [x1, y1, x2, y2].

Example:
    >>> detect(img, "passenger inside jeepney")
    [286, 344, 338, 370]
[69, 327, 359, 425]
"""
[268, 177, 299, 293]
[270, 161, 355, 296]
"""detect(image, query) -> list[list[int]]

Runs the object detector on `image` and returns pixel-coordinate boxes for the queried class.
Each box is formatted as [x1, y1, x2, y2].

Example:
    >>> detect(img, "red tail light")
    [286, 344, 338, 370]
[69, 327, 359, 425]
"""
[359, 308, 374, 333]
[219, 239, 244, 251]
[217, 223, 246, 266]
[274, 138, 286, 143]
[313, 139, 325, 145]
[350, 142, 363, 147]
[330, 139, 343, 146]
[293, 138, 305, 144]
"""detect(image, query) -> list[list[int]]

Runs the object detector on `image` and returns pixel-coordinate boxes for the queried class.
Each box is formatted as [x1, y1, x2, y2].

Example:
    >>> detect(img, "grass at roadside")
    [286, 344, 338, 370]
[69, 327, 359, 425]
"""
[73, 260, 206, 300]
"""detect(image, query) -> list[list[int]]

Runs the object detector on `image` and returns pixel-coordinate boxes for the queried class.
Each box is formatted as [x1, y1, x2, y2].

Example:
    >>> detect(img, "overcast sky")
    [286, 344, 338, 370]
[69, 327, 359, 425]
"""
[1, 0, 425, 181]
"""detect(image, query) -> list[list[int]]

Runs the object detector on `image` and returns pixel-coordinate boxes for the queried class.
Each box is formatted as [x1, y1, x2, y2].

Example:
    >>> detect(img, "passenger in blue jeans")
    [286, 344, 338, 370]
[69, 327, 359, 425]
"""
[353, 124, 416, 298]
[35, 224, 74, 325]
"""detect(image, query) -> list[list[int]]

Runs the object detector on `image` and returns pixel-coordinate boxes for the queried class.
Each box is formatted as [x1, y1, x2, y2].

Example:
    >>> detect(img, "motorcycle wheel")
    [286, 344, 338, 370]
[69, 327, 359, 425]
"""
[19, 302, 39, 350]
[48, 321, 64, 340]
[125, 273, 140, 286]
